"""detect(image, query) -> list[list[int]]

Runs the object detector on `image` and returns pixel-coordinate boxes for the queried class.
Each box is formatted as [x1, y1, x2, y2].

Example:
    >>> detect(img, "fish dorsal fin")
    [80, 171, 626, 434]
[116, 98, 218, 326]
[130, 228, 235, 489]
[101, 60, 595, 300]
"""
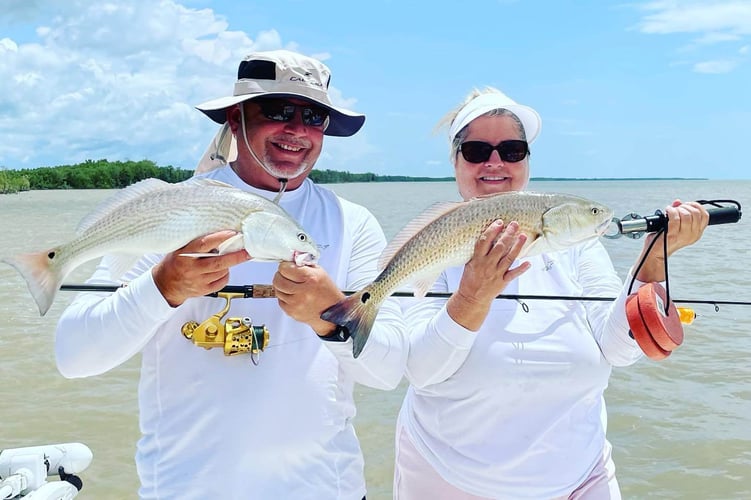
[183, 177, 236, 189]
[466, 190, 524, 203]
[76, 178, 237, 235]
[379, 201, 463, 270]
[76, 178, 173, 234]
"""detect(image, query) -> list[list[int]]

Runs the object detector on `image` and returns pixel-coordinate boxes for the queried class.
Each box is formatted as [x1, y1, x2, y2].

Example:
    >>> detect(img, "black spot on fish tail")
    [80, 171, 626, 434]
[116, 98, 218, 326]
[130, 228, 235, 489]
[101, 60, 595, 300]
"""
[320, 290, 379, 358]
[48, 251, 56, 259]
[361, 292, 370, 303]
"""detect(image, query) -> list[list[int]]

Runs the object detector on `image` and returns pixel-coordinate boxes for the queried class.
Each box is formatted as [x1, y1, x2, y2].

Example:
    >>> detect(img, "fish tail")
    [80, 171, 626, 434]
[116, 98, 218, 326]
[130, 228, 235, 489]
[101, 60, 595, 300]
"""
[2, 250, 63, 316]
[320, 289, 380, 358]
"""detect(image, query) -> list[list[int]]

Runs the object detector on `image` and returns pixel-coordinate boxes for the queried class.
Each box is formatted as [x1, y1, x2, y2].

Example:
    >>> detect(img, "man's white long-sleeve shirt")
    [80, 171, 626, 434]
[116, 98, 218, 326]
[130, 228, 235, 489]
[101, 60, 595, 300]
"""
[55, 167, 407, 499]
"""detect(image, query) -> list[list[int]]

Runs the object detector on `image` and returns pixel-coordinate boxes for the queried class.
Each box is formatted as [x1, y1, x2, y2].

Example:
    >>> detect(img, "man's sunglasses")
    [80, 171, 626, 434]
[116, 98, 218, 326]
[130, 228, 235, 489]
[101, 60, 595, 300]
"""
[459, 140, 529, 164]
[256, 99, 329, 127]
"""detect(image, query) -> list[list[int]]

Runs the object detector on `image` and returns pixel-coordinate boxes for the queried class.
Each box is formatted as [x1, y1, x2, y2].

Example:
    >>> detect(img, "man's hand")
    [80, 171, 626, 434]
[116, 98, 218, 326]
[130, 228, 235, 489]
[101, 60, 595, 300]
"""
[153, 230, 251, 307]
[273, 262, 345, 336]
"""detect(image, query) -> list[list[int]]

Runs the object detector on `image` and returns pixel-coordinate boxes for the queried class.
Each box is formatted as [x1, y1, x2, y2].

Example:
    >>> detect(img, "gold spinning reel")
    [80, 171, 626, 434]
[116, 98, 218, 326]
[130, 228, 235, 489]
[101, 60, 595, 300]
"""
[181, 291, 271, 357]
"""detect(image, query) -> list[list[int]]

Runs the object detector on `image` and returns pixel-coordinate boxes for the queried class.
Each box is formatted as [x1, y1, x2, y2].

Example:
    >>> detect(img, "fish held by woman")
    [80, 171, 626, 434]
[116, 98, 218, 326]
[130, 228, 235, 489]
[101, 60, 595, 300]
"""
[2, 178, 320, 316]
[321, 191, 614, 358]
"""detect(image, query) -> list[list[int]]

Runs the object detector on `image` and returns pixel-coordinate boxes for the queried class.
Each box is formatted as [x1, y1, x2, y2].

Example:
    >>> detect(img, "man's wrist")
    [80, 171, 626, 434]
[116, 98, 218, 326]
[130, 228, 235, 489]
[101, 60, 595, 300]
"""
[318, 325, 350, 342]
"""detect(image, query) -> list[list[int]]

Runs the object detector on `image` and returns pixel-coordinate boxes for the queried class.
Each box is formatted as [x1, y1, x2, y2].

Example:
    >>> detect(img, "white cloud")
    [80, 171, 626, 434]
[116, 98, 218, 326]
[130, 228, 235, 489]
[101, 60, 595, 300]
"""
[632, 1, 751, 73]
[692, 32, 742, 44]
[692, 58, 739, 72]
[0, 0, 369, 172]
[636, 1, 751, 35]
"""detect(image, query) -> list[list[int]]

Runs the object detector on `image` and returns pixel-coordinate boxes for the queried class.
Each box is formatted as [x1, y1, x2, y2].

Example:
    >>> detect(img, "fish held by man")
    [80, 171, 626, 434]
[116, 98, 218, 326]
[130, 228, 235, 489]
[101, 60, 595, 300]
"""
[321, 191, 614, 358]
[2, 178, 320, 316]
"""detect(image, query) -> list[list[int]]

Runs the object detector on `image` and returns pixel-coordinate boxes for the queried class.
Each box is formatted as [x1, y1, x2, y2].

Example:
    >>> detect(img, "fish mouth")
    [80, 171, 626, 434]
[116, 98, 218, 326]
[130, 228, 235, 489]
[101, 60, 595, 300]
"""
[596, 217, 613, 235]
[294, 251, 318, 266]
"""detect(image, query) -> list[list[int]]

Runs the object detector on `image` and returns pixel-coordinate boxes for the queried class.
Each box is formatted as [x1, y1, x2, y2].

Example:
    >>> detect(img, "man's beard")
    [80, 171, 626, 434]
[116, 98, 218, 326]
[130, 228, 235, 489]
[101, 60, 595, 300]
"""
[260, 154, 310, 180]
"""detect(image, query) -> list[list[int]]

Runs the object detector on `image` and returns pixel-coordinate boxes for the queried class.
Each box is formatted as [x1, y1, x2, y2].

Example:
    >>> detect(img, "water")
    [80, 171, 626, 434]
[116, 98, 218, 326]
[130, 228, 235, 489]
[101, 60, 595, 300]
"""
[1, 180, 749, 499]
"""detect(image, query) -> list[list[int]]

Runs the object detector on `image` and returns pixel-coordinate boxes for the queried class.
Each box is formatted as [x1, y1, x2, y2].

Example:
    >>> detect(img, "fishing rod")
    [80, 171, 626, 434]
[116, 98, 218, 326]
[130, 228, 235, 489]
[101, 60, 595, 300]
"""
[58, 282, 751, 307]
[58, 199, 744, 361]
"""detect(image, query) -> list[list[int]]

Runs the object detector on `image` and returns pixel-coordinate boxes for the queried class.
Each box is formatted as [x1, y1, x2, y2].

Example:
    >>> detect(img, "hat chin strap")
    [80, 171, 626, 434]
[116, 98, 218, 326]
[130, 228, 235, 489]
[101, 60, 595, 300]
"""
[239, 107, 314, 202]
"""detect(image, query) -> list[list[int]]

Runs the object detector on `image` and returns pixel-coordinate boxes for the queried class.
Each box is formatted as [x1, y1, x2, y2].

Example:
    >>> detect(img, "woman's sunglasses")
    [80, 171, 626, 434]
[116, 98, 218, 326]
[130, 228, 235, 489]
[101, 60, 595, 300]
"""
[256, 99, 329, 127]
[459, 140, 529, 164]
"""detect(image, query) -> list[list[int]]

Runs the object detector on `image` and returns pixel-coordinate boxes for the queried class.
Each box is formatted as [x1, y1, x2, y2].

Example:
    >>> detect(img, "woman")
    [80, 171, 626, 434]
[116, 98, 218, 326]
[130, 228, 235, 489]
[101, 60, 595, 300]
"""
[393, 87, 708, 499]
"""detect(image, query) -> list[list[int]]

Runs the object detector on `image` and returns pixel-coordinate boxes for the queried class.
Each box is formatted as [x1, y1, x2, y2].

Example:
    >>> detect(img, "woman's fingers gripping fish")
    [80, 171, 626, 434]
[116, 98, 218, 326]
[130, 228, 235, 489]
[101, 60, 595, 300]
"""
[2, 178, 320, 316]
[321, 191, 614, 358]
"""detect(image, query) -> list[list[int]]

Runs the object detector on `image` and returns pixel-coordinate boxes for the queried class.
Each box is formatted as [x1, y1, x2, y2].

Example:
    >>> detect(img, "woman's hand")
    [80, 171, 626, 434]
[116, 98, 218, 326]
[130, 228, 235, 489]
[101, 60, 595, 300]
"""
[448, 220, 531, 331]
[634, 200, 709, 282]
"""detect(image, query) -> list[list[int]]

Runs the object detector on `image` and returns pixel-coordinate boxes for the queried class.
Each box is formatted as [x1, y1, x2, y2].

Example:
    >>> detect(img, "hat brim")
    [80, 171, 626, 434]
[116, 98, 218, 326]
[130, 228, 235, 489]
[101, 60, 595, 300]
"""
[195, 92, 365, 137]
[503, 104, 541, 144]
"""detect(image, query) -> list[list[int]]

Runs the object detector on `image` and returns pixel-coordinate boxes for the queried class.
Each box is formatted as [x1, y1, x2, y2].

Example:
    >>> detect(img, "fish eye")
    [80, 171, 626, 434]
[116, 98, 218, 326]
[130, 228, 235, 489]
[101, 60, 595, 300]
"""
[591, 208, 600, 215]
[297, 232, 308, 242]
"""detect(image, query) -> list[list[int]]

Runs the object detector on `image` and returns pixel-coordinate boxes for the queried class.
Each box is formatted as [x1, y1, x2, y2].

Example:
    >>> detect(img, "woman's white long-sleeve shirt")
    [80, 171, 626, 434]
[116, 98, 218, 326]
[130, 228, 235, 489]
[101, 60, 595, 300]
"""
[398, 239, 644, 499]
[55, 167, 407, 500]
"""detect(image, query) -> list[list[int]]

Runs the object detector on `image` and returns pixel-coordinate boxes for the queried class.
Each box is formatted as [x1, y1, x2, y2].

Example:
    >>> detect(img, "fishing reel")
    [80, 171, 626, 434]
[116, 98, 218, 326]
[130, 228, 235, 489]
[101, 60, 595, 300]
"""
[181, 292, 269, 358]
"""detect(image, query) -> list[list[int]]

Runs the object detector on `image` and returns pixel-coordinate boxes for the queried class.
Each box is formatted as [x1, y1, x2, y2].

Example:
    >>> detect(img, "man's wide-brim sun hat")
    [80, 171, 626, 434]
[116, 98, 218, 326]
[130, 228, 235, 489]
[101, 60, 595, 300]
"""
[196, 50, 365, 137]
[449, 91, 542, 144]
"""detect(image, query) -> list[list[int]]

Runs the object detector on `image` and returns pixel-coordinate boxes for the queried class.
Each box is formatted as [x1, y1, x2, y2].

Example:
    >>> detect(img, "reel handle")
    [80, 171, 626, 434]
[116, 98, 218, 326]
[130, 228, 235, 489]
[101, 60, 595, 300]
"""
[617, 204, 741, 236]
[706, 205, 742, 226]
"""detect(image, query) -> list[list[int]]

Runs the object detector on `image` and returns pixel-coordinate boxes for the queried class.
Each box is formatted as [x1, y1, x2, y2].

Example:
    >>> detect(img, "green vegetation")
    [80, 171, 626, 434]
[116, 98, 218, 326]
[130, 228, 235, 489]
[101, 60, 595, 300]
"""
[0, 160, 455, 192]
[0, 159, 192, 192]
[0, 170, 30, 193]
[309, 169, 453, 183]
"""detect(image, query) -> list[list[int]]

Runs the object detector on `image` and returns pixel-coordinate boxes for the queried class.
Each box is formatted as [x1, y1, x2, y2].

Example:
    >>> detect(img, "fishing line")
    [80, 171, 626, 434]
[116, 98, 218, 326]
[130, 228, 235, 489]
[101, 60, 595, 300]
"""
[625, 199, 735, 313]
[57, 284, 751, 308]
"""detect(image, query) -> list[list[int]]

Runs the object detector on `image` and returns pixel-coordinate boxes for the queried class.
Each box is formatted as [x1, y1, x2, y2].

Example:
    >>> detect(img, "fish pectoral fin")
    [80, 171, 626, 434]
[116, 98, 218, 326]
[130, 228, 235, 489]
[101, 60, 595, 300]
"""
[411, 273, 441, 298]
[517, 233, 546, 259]
[104, 254, 141, 281]
[179, 234, 246, 258]
[216, 233, 245, 254]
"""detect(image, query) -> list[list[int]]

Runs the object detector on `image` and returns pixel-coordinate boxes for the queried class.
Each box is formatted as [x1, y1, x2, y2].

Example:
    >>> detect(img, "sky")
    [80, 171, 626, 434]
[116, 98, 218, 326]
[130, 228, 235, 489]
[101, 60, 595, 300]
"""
[1, 0, 749, 180]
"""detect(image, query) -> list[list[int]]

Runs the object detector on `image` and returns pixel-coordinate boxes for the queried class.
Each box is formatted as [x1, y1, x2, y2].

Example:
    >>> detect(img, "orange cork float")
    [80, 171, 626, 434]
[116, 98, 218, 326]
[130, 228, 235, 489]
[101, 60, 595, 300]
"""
[626, 282, 686, 360]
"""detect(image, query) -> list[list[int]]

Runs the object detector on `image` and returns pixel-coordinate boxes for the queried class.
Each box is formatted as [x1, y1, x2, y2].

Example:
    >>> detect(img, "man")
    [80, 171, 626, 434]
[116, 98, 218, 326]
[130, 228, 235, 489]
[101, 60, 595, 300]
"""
[55, 50, 407, 499]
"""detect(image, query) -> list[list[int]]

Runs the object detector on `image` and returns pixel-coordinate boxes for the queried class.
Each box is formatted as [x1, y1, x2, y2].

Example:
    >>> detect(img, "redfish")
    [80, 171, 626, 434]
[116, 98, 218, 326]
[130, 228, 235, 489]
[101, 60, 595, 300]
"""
[321, 191, 613, 358]
[3, 178, 319, 315]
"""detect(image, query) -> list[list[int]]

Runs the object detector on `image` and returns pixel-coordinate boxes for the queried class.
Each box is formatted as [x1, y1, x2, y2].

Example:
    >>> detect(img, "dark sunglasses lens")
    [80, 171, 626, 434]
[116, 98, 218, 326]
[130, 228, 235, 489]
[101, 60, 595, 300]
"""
[302, 107, 328, 126]
[500, 140, 528, 162]
[460, 142, 493, 163]
[258, 100, 327, 126]
[259, 101, 294, 122]
[460, 141, 528, 163]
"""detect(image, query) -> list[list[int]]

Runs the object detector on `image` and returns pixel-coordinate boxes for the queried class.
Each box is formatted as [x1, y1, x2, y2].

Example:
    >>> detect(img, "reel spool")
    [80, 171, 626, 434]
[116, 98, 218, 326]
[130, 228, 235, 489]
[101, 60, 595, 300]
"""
[626, 282, 686, 360]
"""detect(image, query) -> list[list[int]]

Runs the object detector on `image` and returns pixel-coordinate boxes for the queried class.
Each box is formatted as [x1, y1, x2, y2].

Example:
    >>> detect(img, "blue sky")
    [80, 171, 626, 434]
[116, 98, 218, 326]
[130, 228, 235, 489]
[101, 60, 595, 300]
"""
[1, 0, 749, 179]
